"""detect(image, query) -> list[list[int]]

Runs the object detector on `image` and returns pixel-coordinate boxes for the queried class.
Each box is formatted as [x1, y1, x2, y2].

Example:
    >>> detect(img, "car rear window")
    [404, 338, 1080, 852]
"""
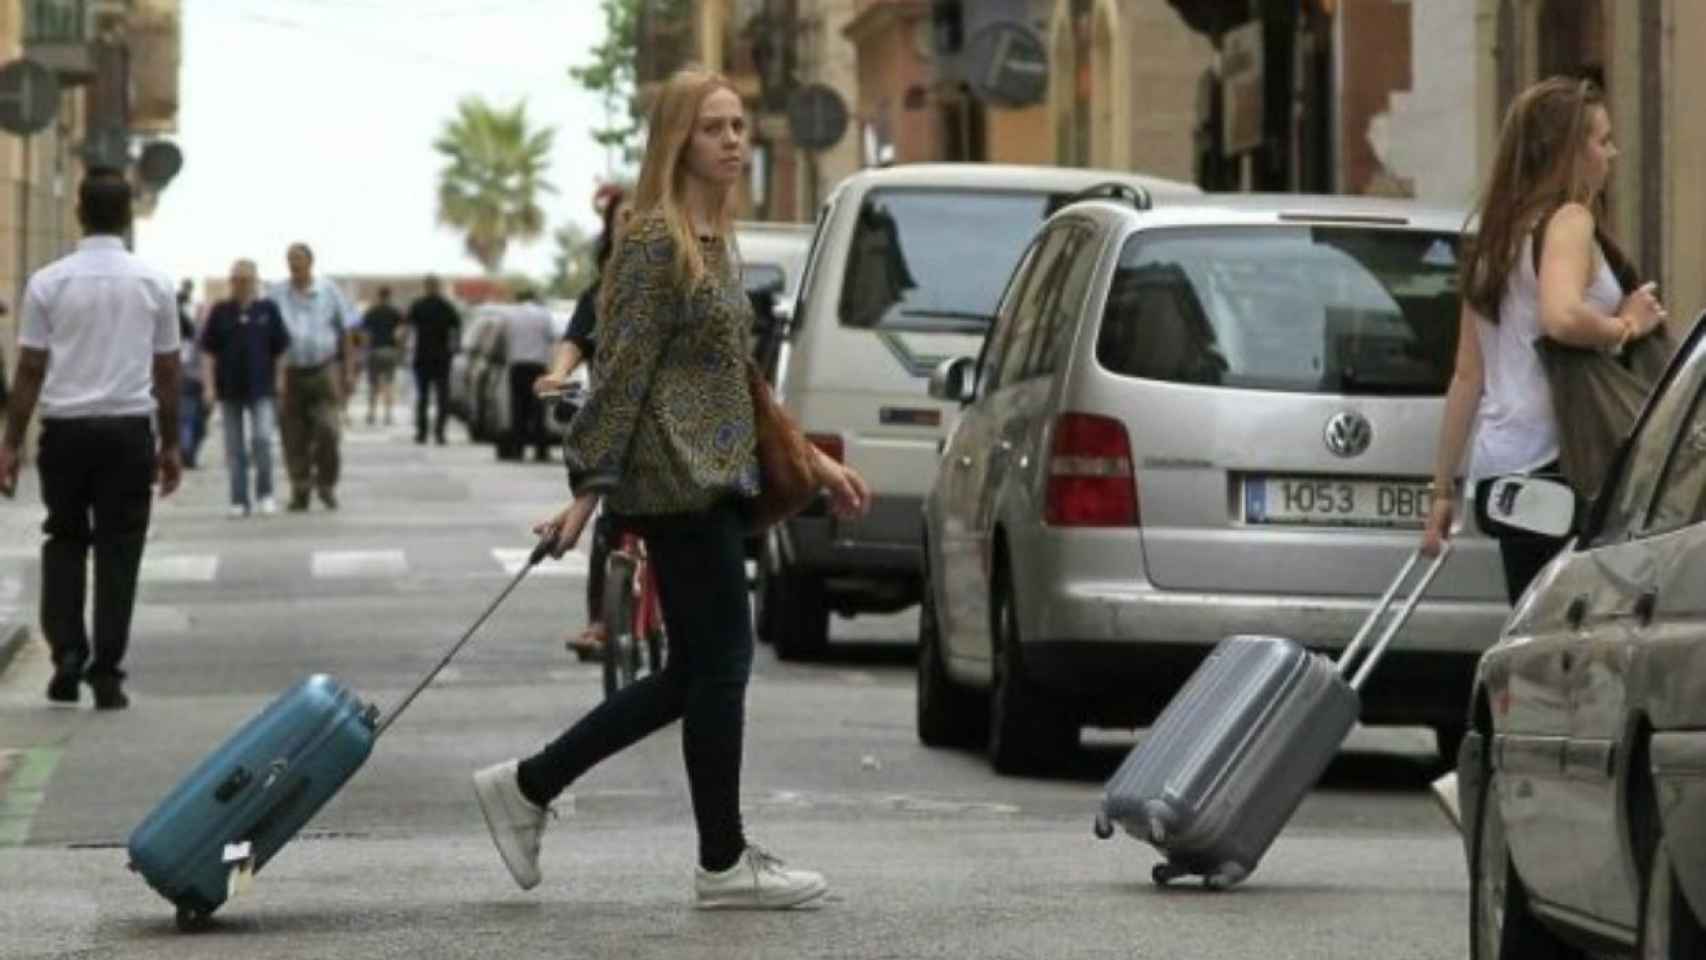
[839, 188, 1066, 334]
[1096, 226, 1462, 396]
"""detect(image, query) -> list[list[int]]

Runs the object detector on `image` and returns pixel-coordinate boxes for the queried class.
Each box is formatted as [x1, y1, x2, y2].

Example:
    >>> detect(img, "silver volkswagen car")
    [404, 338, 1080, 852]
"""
[918, 192, 1511, 774]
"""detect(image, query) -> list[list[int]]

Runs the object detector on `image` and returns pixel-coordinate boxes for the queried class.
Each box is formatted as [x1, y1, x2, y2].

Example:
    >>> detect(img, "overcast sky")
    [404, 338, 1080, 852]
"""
[134, 0, 617, 290]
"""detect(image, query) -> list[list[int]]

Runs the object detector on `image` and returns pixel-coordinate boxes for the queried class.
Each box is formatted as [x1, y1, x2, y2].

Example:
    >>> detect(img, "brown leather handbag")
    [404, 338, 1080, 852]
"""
[746, 359, 820, 531]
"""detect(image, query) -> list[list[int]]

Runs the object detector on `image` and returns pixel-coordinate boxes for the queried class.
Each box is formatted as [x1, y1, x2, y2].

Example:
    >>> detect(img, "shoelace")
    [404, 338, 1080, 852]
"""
[745, 842, 786, 873]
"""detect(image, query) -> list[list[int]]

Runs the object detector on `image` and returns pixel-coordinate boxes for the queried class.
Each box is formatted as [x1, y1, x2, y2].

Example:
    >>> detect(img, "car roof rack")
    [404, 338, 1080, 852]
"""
[1064, 181, 1153, 212]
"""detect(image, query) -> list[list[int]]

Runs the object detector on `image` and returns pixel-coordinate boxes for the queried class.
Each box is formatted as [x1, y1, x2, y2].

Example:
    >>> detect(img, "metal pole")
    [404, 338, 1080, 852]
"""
[15, 133, 30, 321]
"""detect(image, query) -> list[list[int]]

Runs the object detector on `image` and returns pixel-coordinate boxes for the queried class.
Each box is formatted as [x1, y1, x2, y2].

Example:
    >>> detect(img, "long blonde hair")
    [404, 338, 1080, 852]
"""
[623, 66, 742, 292]
[1462, 77, 1617, 317]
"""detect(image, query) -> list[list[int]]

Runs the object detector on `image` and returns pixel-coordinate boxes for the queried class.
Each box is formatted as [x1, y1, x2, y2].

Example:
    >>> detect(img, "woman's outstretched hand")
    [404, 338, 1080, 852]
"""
[535, 494, 600, 558]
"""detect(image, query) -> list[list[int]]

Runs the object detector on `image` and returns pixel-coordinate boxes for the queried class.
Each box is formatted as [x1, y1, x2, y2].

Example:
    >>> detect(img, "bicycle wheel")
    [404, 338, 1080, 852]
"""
[601, 551, 638, 699]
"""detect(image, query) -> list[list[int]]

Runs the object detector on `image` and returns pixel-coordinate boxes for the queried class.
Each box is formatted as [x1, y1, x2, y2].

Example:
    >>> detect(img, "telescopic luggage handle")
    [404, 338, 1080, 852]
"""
[373, 537, 555, 737]
[1332, 544, 1453, 693]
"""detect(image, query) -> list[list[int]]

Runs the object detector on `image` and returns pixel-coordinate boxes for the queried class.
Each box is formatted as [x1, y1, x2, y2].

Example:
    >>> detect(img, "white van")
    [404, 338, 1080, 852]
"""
[757, 163, 1199, 659]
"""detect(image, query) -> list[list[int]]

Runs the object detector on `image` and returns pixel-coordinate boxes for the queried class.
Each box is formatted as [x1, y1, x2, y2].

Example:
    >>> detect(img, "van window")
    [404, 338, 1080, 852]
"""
[1096, 226, 1461, 395]
[995, 227, 1072, 389]
[1022, 225, 1099, 380]
[839, 189, 1060, 334]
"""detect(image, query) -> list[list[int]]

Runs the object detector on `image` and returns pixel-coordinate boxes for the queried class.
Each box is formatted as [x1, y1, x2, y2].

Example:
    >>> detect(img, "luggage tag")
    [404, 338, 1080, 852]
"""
[223, 841, 256, 900]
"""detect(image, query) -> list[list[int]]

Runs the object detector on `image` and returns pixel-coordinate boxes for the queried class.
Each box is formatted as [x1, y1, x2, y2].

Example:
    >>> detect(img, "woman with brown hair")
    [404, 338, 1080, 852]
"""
[472, 65, 869, 910]
[1421, 76, 1668, 601]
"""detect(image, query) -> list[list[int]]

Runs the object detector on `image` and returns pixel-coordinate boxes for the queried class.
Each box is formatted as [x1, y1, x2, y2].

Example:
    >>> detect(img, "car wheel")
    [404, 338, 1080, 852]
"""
[1434, 724, 1467, 769]
[1469, 769, 1583, 959]
[917, 575, 987, 749]
[761, 561, 828, 662]
[986, 565, 1076, 776]
[1639, 839, 1706, 958]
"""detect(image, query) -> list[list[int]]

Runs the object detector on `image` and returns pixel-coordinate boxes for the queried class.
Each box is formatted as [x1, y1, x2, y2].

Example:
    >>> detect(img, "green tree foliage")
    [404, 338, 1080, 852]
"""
[548, 221, 596, 300]
[434, 98, 556, 275]
[568, 0, 690, 165]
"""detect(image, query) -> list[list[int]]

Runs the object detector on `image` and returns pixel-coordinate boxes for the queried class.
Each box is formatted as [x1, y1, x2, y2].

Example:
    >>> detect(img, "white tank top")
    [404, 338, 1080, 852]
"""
[1467, 237, 1624, 483]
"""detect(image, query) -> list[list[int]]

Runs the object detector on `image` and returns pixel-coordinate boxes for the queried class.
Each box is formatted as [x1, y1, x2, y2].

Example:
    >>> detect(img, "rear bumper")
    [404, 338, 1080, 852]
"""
[777, 493, 923, 578]
[1018, 582, 1503, 727]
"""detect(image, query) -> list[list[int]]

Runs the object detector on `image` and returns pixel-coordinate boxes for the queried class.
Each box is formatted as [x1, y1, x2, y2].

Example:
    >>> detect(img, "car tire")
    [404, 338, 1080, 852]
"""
[1434, 724, 1467, 769]
[986, 564, 1077, 776]
[917, 575, 987, 749]
[1469, 769, 1584, 959]
[1638, 837, 1706, 958]
[760, 560, 828, 661]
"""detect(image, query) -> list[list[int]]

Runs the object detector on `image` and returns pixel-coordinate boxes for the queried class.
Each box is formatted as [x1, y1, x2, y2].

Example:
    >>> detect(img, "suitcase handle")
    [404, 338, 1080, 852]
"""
[1333, 544, 1452, 692]
[373, 537, 553, 738]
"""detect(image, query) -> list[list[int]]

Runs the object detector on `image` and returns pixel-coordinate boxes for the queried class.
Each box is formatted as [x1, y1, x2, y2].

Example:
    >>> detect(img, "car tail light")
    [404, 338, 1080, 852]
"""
[1045, 413, 1138, 527]
[807, 432, 844, 463]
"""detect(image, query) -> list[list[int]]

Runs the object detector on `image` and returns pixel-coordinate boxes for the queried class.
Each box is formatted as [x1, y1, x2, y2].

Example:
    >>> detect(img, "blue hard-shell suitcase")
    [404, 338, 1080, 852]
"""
[127, 676, 376, 927]
[126, 539, 550, 930]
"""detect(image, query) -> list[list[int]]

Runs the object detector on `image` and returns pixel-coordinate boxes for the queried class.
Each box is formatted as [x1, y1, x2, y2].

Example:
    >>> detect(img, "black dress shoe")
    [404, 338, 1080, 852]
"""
[46, 668, 80, 704]
[288, 492, 310, 512]
[317, 488, 339, 510]
[88, 676, 128, 710]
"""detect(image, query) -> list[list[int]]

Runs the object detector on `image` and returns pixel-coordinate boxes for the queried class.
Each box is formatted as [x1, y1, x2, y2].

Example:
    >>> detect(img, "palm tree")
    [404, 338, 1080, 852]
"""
[434, 98, 557, 275]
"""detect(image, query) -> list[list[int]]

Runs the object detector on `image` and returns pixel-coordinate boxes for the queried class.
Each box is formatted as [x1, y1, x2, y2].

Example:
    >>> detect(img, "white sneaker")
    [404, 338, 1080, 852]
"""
[258, 496, 279, 516]
[227, 504, 248, 519]
[694, 844, 828, 910]
[472, 760, 549, 890]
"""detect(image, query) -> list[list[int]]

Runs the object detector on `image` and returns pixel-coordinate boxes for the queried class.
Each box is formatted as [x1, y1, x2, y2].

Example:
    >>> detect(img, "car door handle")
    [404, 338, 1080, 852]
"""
[1634, 590, 1658, 627]
[1566, 596, 1588, 630]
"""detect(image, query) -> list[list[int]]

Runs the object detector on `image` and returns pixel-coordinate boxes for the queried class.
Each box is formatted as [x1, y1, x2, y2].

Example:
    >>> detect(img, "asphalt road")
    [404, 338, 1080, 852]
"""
[0, 401, 1472, 959]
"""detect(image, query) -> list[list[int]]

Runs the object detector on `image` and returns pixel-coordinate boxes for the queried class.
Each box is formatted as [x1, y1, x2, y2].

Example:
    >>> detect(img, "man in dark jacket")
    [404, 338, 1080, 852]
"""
[200, 259, 291, 517]
[404, 274, 461, 445]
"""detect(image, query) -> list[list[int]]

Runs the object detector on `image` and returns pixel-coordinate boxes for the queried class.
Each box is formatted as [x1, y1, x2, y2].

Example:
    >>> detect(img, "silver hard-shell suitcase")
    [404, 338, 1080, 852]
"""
[1093, 546, 1451, 889]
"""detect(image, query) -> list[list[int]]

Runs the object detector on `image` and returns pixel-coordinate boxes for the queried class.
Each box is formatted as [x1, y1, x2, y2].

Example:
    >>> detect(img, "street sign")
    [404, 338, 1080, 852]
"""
[965, 21, 1047, 109]
[138, 141, 183, 188]
[787, 83, 849, 152]
[0, 59, 60, 136]
[1221, 20, 1264, 155]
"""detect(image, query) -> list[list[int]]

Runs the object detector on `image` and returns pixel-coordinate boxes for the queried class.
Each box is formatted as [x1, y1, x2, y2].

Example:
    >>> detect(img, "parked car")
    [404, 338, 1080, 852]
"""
[1458, 312, 1706, 959]
[448, 307, 500, 429]
[755, 163, 1200, 661]
[917, 191, 1512, 774]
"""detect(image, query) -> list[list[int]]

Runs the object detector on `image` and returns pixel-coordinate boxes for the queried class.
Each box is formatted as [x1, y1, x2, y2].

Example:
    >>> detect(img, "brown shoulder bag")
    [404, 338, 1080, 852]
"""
[745, 359, 821, 531]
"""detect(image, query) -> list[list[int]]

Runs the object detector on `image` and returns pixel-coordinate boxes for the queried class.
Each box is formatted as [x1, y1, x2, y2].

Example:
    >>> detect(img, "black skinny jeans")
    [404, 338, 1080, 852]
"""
[518, 500, 753, 871]
[37, 417, 156, 679]
[414, 365, 450, 442]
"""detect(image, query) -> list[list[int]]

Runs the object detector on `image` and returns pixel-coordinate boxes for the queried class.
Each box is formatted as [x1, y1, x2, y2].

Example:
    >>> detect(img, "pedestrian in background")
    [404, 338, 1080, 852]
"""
[533, 183, 631, 658]
[501, 288, 554, 462]
[201, 259, 290, 518]
[270, 242, 356, 511]
[361, 285, 403, 426]
[472, 65, 870, 910]
[0, 168, 183, 710]
[404, 274, 461, 446]
[176, 279, 209, 469]
[1422, 76, 1666, 601]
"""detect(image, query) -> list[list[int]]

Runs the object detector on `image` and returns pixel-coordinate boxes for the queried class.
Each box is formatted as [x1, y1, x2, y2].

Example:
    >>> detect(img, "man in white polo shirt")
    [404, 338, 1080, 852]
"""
[0, 168, 182, 710]
[270, 241, 356, 512]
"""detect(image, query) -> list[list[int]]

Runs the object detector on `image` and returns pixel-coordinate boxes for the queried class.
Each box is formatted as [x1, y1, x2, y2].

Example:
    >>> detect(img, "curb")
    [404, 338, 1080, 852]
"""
[0, 621, 30, 680]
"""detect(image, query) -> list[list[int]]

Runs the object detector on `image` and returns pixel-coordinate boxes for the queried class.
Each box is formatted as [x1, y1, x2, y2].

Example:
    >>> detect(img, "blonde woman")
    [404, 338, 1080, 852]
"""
[1422, 77, 1666, 602]
[473, 66, 869, 910]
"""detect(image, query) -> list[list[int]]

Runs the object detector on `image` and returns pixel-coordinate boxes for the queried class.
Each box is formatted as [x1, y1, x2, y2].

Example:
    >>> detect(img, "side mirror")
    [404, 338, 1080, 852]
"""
[1482, 475, 1578, 539]
[928, 356, 976, 404]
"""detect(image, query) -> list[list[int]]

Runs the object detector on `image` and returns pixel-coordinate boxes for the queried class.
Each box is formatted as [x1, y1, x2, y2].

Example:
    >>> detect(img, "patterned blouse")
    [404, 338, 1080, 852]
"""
[563, 211, 760, 515]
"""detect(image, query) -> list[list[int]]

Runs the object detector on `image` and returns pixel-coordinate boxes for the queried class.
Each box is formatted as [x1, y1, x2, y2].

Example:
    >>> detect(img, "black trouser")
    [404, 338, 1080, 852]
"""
[1475, 465, 1570, 604]
[507, 363, 547, 457]
[37, 417, 156, 680]
[518, 500, 753, 871]
[414, 365, 450, 442]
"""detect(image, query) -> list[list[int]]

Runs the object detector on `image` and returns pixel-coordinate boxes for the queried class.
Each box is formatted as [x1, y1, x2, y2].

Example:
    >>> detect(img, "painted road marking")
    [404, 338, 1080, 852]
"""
[491, 548, 587, 578]
[0, 747, 64, 847]
[140, 554, 220, 584]
[312, 550, 407, 579]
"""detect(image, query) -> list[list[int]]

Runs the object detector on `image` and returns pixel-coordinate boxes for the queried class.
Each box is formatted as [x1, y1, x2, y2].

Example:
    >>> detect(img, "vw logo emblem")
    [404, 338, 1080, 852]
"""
[1324, 412, 1372, 458]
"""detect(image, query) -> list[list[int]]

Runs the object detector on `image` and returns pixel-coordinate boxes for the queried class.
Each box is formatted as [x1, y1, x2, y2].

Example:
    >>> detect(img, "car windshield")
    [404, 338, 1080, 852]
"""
[1096, 225, 1462, 395]
[839, 188, 1068, 333]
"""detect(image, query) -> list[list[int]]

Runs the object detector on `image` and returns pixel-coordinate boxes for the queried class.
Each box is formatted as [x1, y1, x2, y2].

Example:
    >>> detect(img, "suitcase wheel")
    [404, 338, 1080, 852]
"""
[1151, 863, 1183, 887]
[175, 905, 213, 933]
[1092, 813, 1114, 840]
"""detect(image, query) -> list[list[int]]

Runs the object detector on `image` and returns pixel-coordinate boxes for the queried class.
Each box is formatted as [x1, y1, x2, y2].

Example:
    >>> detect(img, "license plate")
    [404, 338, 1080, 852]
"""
[1243, 475, 1434, 529]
